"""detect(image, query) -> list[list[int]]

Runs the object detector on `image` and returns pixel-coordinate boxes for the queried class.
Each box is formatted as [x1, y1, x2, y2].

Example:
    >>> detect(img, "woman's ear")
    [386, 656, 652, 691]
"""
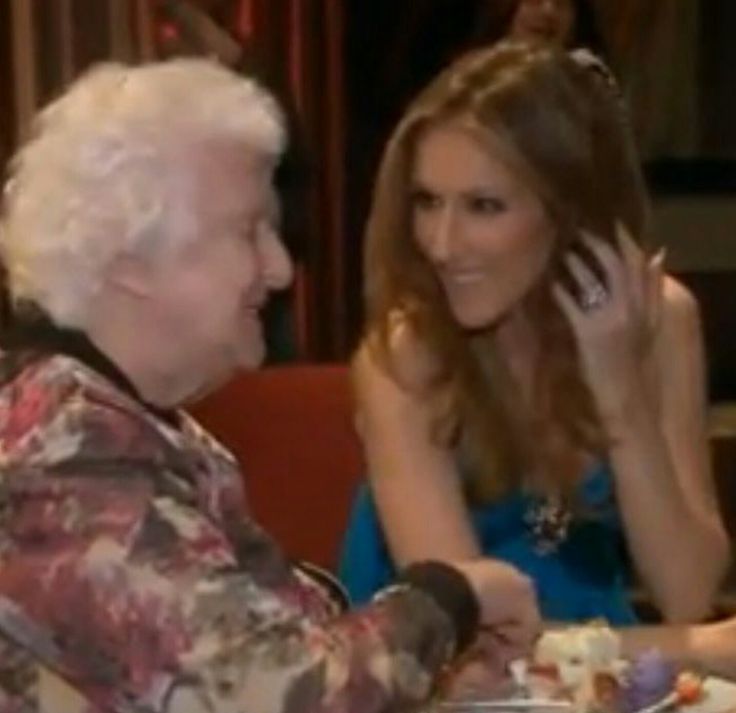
[105, 253, 157, 300]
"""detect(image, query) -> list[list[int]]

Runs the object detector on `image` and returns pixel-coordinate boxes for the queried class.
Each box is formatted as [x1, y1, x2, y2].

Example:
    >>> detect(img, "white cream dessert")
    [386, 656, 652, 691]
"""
[524, 623, 700, 712]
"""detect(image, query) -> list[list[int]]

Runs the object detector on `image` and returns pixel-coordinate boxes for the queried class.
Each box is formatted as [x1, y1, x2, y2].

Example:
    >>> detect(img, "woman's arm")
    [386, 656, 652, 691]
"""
[352, 328, 482, 566]
[0, 456, 458, 713]
[620, 617, 736, 680]
[0, 356, 546, 713]
[554, 233, 730, 622]
[351, 327, 541, 667]
[605, 278, 730, 621]
[0, 363, 468, 713]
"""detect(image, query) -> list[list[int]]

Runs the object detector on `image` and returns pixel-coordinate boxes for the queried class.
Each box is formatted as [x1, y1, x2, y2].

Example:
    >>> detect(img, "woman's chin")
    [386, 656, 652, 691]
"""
[237, 342, 266, 371]
[449, 302, 506, 332]
[235, 319, 267, 370]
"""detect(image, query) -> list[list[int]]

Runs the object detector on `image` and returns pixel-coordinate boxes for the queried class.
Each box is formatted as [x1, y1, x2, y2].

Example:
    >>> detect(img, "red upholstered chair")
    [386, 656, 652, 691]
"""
[189, 364, 363, 571]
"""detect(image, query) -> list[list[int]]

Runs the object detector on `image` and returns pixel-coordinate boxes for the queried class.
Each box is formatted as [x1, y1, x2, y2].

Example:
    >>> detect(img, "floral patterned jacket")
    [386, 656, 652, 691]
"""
[0, 351, 455, 713]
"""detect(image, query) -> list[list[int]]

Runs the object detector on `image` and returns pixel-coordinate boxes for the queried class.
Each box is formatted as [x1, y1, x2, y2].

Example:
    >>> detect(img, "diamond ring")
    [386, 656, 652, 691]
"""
[578, 282, 609, 312]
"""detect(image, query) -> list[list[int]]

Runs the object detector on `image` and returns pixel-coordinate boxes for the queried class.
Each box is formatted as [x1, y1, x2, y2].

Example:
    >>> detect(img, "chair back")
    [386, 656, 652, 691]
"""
[190, 364, 362, 570]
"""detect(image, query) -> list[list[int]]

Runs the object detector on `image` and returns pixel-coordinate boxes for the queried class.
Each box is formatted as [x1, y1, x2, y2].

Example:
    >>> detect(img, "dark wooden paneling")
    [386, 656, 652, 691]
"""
[701, 2, 736, 157]
[0, 0, 15, 323]
[71, 0, 111, 73]
[678, 272, 736, 403]
[0, 0, 16, 168]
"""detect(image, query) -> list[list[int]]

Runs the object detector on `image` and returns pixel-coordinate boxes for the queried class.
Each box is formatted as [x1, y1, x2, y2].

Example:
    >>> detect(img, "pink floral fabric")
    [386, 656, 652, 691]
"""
[0, 354, 453, 713]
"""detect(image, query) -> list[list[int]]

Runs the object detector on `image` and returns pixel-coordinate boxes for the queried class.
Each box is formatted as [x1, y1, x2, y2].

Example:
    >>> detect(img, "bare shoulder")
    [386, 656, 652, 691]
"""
[659, 275, 702, 342]
[648, 276, 706, 431]
[649, 276, 704, 378]
[352, 311, 442, 400]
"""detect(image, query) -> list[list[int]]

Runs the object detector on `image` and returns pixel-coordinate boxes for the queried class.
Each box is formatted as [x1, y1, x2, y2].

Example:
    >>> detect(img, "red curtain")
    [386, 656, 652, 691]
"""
[233, 1, 348, 360]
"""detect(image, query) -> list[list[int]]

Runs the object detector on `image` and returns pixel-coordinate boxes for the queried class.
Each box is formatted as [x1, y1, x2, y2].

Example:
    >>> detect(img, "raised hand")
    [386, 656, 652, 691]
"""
[551, 224, 664, 423]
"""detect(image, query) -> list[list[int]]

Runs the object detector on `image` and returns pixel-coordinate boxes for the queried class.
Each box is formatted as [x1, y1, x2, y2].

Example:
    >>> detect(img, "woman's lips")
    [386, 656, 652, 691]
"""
[440, 269, 487, 286]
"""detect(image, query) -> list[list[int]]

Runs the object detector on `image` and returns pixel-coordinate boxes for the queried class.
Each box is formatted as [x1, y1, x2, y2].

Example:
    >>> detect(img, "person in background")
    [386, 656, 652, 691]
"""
[377, 0, 610, 145]
[474, 0, 606, 54]
[0, 58, 541, 712]
[339, 40, 729, 629]
[472, 0, 619, 101]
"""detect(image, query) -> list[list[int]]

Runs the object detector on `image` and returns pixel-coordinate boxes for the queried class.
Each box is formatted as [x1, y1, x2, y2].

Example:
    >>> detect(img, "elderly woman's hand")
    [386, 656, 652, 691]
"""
[438, 632, 516, 702]
[453, 559, 541, 665]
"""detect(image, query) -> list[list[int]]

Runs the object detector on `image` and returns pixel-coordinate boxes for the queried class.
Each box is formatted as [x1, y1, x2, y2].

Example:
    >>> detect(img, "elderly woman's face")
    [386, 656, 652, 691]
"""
[147, 146, 293, 388]
[411, 122, 555, 330]
[509, 0, 575, 47]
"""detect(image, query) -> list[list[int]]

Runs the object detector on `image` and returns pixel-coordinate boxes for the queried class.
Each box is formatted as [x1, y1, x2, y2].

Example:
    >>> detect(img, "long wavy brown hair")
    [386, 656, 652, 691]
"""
[362, 41, 651, 504]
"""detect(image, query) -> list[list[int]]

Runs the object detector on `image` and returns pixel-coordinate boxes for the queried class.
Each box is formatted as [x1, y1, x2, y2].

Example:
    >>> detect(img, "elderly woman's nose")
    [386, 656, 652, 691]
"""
[258, 224, 294, 290]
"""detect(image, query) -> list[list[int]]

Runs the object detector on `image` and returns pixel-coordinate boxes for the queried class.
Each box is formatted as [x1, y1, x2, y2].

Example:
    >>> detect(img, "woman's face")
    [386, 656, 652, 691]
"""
[509, 0, 575, 48]
[145, 146, 293, 393]
[410, 122, 556, 330]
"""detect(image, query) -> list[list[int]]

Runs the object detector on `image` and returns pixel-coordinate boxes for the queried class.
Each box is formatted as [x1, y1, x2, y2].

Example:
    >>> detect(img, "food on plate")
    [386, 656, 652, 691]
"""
[527, 623, 705, 712]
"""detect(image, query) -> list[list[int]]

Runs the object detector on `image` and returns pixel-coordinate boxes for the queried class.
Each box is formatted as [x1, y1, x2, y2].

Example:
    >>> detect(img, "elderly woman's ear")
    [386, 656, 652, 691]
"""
[103, 253, 159, 301]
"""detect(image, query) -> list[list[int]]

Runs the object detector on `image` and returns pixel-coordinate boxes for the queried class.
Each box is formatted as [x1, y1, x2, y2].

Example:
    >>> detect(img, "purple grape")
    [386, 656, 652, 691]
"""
[620, 650, 676, 712]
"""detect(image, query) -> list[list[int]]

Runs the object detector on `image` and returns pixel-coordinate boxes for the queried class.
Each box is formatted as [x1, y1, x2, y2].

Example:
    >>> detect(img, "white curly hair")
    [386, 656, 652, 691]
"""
[0, 58, 286, 327]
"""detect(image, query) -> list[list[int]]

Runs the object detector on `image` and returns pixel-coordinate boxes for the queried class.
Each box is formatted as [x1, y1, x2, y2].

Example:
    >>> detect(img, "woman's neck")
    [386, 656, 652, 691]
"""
[86, 310, 195, 410]
[493, 308, 539, 400]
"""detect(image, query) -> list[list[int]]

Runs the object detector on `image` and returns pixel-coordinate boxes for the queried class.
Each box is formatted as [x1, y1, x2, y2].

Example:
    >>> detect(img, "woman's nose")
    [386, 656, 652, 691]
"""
[259, 223, 294, 290]
[425, 205, 460, 264]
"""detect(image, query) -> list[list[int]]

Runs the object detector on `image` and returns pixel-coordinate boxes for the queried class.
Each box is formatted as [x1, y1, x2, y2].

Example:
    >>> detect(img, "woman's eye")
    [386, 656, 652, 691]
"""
[467, 195, 506, 215]
[410, 189, 441, 211]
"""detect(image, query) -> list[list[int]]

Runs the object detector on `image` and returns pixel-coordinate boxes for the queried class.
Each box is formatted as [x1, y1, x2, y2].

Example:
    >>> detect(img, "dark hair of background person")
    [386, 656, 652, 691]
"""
[471, 0, 608, 58]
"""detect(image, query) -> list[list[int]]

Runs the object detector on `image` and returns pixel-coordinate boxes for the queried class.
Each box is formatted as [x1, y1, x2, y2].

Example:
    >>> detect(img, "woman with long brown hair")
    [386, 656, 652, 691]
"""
[340, 41, 729, 627]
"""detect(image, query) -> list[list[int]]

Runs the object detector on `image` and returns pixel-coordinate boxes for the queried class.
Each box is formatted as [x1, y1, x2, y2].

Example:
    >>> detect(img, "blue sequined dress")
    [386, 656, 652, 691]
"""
[339, 462, 637, 624]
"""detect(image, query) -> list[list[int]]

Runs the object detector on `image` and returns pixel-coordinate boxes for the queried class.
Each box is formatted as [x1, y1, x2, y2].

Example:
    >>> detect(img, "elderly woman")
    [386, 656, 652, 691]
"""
[0, 60, 541, 712]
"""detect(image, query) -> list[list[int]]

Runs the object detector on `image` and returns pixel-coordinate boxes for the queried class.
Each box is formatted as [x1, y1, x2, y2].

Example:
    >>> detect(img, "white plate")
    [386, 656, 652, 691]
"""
[684, 677, 736, 713]
[433, 678, 736, 713]
[437, 701, 572, 711]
